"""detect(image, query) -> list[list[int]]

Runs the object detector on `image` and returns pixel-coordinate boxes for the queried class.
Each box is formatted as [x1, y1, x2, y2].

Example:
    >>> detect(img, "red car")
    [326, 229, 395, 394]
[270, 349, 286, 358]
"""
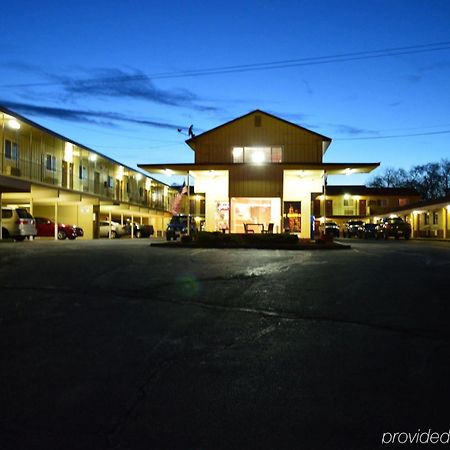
[35, 217, 79, 240]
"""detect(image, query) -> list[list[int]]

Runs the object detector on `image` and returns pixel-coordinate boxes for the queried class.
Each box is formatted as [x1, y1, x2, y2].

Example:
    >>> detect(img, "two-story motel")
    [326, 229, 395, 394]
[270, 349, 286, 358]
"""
[0, 106, 179, 238]
[139, 110, 381, 239]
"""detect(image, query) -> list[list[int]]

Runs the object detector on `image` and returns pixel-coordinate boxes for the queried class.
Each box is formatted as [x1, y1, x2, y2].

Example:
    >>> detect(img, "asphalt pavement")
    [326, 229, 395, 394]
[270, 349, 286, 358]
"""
[0, 238, 449, 449]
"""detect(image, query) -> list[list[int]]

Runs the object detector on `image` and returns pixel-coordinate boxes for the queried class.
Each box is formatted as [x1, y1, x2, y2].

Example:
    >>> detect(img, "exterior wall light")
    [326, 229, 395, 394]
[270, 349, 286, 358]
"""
[344, 193, 351, 200]
[8, 119, 21, 130]
[251, 151, 265, 163]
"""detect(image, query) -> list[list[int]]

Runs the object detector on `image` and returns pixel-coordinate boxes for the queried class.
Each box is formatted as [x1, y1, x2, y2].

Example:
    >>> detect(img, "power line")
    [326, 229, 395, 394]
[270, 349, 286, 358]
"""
[335, 129, 450, 141]
[1, 41, 449, 88]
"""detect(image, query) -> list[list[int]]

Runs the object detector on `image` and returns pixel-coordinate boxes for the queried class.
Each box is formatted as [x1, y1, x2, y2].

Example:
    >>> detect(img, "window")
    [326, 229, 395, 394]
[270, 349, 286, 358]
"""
[232, 146, 283, 163]
[433, 211, 439, 225]
[107, 176, 114, 188]
[79, 165, 88, 180]
[343, 199, 354, 207]
[45, 154, 57, 172]
[5, 139, 18, 160]
[424, 213, 430, 225]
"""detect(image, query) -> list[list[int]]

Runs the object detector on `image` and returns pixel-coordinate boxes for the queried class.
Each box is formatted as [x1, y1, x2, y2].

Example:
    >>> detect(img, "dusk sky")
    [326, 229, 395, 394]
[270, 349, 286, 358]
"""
[1, 0, 450, 186]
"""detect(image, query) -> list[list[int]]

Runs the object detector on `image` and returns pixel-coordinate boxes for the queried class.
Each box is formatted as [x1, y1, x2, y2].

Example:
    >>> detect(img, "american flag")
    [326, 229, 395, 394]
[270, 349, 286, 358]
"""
[170, 182, 188, 215]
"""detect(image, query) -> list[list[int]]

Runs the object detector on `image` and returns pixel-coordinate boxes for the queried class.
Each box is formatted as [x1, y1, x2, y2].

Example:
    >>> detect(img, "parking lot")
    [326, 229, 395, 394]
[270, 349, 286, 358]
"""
[1, 238, 449, 449]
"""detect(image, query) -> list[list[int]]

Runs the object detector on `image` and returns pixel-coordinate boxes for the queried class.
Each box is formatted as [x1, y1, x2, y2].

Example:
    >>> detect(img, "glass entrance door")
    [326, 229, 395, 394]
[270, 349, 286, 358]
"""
[230, 197, 281, 233]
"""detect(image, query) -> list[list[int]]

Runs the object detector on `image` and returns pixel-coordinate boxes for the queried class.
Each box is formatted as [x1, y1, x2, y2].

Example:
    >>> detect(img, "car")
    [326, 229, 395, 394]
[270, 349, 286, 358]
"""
[73, 225, 84, 237]
[357, 223, 377, 239]
[35, 217, 79, 240]
[124, 222, 155, 238]
[375, 217, 411, 240]
[320, 220, 340, 238]
[1, 207, 37, 241]
[99, 220, 126, 238]
[342, 220, 364, 238]
[166, 215, 197, 241]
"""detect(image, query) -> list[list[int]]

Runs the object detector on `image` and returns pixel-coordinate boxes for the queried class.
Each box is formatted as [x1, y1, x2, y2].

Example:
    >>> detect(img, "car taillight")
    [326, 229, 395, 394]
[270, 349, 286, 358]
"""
[16, 219, 29, 225]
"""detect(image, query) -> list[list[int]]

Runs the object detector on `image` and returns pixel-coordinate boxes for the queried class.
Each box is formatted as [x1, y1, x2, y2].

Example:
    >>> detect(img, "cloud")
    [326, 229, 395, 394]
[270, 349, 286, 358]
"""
[332, 124, 379, 136]
[0, 100, 184, 130]
[0, 62, 218, 112]
[406, 60, 450, 83]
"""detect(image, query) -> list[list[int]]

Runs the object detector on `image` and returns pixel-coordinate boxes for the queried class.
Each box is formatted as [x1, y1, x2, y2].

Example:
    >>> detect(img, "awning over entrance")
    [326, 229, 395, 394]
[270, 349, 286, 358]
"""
[138, 162, 380, 176]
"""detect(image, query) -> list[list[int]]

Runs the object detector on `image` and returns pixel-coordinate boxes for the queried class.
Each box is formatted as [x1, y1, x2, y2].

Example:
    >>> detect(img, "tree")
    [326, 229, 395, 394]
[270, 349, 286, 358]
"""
[368, 160, 450, 200]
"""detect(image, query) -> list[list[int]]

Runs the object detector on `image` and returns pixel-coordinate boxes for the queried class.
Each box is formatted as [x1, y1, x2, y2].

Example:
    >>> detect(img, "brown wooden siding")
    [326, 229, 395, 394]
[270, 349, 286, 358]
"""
[194, 113, 324, 164]
[229, 165, 283, 197]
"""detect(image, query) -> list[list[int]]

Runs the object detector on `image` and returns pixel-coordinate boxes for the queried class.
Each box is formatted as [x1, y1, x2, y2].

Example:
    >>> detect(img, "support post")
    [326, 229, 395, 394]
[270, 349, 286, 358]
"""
[187, 171, 190, 236]
[54, 202, 58, 240]
[0, 192, 3, 240]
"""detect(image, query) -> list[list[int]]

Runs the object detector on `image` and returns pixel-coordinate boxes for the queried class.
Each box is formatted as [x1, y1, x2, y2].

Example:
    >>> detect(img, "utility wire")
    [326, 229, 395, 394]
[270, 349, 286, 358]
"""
[335, 129, 450, 141]
[1, 41, 450, 88]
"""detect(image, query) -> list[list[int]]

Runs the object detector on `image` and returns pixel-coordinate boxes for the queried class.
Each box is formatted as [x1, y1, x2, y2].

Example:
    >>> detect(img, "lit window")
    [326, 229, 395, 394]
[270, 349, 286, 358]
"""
[271, 147, 282, 162]
[232, 146, 283, 163]
[232, 147, 244, 163]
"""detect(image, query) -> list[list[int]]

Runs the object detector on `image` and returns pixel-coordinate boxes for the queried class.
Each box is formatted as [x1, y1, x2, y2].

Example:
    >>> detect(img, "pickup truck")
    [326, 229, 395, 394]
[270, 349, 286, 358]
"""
[375, 217, 411, 240]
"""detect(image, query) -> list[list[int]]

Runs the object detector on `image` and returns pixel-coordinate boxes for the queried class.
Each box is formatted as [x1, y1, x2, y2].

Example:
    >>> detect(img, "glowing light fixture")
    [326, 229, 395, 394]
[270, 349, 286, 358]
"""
[164, 169, 173, 176]
[344, 168, 353, 175]
[251, 151, 265, 164]
[135, 173, 142, 181]
[232, 148, 243, 157]
[89, 154, 97, 162]
[64, 143, 73, 162]
[344, 193, 351, 200]
[8, 119, 20, 130]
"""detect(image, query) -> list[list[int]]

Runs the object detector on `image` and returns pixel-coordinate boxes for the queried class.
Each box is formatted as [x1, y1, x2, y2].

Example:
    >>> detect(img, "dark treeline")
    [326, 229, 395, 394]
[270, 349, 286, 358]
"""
[368, 159, 450, 200]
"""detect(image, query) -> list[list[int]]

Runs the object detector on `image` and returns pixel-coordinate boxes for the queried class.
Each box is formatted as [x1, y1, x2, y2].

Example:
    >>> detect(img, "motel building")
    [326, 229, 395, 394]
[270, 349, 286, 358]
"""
[139, 110, 381, 239]
[2, 106, 446, 241]
[0, 106, 185, 239]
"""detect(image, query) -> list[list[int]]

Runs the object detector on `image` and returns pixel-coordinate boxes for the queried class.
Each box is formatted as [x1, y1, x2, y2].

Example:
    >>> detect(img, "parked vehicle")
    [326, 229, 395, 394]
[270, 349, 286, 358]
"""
[73, 226, 84, 237]
[320, 220, 340, 238]
[342, 220, 364, 238]
[124, 222, 155, 238]
[166, 215, 197, 241]
[375, 217, 411, 240]
[357, 223, 377, 239]
[99, 220, 126, 238]
[1, 207, 37, 241]
[35, 217, 79, 240]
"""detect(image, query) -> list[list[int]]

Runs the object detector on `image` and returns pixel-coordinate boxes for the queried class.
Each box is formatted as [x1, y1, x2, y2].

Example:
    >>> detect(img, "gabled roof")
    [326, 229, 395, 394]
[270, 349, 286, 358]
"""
[185, 109, 332, 150]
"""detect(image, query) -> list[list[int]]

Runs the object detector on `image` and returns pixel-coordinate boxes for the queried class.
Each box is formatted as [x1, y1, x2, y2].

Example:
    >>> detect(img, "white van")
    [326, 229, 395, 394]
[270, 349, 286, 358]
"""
[1, 208, 37, 241]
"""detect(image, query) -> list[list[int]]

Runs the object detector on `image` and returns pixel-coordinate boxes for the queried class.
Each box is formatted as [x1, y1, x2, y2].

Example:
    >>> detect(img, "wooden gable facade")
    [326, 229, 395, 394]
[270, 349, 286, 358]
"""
[187, 110, 331, 164]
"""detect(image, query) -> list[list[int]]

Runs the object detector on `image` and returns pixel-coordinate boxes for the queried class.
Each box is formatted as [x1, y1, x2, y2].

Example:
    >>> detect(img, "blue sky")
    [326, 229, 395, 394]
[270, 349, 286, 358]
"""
[1, 0, 449, 185]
